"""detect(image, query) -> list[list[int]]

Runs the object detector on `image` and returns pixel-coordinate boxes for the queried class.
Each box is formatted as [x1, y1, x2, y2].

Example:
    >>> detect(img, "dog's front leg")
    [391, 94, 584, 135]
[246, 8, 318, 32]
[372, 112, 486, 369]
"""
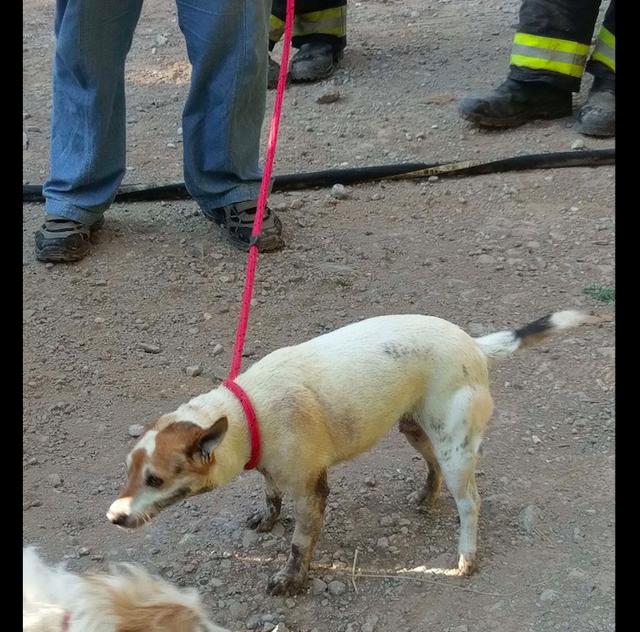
[247, 470, 282, 532]
[266, 471, 328, 596]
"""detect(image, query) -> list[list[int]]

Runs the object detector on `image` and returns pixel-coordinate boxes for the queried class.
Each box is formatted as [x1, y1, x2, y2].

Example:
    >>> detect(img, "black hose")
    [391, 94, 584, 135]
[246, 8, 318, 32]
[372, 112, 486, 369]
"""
[22, 148, 614, 204]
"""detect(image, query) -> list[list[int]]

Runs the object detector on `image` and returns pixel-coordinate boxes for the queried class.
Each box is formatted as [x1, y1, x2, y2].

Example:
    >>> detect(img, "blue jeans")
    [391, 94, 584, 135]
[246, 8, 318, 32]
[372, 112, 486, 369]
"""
[44, 0, 269, 225]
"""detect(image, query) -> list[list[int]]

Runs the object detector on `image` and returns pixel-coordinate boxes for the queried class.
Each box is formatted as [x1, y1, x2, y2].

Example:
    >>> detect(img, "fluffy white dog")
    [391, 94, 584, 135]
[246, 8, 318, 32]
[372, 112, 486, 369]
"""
[23, 547, 227, 632]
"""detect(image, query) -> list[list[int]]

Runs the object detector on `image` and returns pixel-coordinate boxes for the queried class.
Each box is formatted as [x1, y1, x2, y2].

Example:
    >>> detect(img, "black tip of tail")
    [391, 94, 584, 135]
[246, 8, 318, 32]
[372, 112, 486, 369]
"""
[514, 314, 553, 341]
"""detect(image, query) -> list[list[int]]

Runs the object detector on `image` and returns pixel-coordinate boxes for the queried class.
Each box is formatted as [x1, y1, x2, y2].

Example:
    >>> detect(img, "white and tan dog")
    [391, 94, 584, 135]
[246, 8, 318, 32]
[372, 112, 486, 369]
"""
[23, 547, 227, 632]
[108, 311, 593, 595]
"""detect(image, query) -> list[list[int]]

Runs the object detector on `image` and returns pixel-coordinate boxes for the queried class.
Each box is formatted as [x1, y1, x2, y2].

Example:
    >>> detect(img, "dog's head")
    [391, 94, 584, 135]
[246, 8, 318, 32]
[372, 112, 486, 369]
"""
[107, 413, 229, 528]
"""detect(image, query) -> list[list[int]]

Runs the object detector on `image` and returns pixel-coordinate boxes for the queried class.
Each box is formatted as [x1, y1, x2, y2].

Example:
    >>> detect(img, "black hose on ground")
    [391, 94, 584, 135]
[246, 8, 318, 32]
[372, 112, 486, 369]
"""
[22, 148, 614, 204]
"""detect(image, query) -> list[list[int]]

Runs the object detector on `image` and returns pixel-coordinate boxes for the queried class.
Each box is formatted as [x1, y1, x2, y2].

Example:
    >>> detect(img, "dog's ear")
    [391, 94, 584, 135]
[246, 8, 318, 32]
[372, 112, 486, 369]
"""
[190, 417, 228, 464]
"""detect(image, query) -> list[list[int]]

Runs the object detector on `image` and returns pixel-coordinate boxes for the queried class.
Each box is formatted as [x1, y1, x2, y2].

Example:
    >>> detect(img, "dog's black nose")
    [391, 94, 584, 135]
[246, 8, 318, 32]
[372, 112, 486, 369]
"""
[106, 510, 127, 526]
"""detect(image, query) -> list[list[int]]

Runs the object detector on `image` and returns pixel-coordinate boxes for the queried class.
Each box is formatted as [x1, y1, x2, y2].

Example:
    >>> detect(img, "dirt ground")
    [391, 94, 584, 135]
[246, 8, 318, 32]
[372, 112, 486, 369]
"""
[23, 0, 615, 631]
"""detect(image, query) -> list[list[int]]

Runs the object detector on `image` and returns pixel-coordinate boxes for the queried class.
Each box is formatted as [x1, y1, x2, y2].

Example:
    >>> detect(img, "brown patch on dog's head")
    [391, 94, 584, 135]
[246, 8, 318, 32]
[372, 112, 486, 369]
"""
[107, 417, 228, 528]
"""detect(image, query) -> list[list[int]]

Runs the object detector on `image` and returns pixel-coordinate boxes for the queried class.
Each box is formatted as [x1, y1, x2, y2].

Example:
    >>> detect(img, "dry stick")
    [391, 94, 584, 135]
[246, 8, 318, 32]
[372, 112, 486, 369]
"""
[351, 548, 359, 594]
[350, 572, 541, 598]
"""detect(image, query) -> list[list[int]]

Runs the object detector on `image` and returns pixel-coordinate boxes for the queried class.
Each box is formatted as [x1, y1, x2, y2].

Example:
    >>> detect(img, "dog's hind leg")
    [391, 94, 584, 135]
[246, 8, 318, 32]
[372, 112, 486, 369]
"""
[399, 415, 443, 507]
[267, 470, 329, 596]
[424, 386, 493, 576]
[247, 470, 283, 532]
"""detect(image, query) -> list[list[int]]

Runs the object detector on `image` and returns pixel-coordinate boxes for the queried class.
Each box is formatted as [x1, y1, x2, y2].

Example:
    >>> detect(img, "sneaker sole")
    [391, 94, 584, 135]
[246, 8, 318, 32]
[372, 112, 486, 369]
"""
[216, 225, 285, 253]
[202, 210, 285, 253]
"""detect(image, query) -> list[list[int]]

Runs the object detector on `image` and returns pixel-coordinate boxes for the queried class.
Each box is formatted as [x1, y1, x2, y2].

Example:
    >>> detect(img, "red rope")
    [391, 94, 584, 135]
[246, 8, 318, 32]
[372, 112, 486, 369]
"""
[223, 0, 295, 470]
[228, 0, 295, 382]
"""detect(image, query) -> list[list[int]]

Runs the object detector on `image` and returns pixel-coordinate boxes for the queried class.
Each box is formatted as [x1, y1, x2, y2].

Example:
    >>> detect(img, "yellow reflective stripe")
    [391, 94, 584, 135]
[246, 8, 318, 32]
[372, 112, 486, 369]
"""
[294, 6, 346, 37]
[592, 26, 615, 71]
[598, 26, 615, 49]
[510, 54, 584, 78]
[591, 49, 615, 71]
[269, 15, 285, 42]
[513, 32, 590, 56]
[512, 43, 586, 66]
[298, 6, 346, 23]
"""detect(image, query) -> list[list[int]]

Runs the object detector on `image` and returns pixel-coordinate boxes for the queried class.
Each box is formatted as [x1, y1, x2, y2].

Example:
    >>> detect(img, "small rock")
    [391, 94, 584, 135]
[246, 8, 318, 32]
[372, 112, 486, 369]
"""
[362, 615, 379, 632]
[518, 504, 539, 535]
[450, 626, 468, 632]
[540, 588, 557, 603]
[154, 34, 168, 46]
[477, 254, 495, 265]
[364, 476, 376, 487]
[531, 434, 542, 445]
[229, 601, 249, 619]
[573, 526, 585, 542]
[212, 343, 224, 356]
[128, 424, 145, 438]
[78, 546, 90, 557]
[246, 614, 262, 629]
[272, 625, 290, 632]
[139, 342, 161, 354]
[327, 580, 347, 596]
[47, 473, 63, 488]
[571, 139, 585, 150]
[185, 365, 202, 377]
[242, 530, 259, 548]
[376, 537, 389, 549]
[310, 578, 327, 595]
[331, 184, 349, 200]
[316, 89, 340, 104]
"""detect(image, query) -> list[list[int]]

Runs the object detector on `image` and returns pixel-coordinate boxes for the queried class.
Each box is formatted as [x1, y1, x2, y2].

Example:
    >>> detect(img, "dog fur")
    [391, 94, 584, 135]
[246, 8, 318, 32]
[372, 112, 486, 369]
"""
[23, 547, 228, 632]
[108, 310, 594, 595]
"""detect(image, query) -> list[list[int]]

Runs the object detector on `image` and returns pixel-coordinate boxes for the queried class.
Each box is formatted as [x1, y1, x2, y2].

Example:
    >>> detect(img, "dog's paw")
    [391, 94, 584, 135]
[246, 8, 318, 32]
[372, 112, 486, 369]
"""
[457, 553, 478, 577]
[266, 570, 306, 596]
[409, 487, 440, 511]
[246, 510, 278, 533]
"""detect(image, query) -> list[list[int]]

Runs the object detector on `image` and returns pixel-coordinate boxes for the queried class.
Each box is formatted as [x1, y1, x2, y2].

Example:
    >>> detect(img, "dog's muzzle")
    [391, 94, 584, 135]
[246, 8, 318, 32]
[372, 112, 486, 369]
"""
[106, 497, 138, 528]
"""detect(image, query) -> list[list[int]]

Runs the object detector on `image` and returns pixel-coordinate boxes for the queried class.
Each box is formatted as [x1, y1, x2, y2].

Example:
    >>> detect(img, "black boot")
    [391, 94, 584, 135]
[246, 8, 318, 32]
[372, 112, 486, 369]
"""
[458, 78, 572, 128]
[289, 42, 343, 83]
[576, 75, 615, 137]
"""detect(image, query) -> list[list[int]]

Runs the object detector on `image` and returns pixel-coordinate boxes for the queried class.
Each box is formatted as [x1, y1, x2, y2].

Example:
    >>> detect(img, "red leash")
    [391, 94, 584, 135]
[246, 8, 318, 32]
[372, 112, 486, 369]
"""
[223, 0, 295, 470]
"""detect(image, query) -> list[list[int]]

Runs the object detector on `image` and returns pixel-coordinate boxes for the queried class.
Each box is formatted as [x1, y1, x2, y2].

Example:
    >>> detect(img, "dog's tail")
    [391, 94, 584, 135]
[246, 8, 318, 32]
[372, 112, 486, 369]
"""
[474, 310, 595, 360]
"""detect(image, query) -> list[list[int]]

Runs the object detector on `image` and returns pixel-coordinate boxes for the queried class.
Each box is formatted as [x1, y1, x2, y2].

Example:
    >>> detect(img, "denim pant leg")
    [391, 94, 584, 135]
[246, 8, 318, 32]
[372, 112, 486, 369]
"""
[43, 0, 143, 224]
[176, 0, 270, 210]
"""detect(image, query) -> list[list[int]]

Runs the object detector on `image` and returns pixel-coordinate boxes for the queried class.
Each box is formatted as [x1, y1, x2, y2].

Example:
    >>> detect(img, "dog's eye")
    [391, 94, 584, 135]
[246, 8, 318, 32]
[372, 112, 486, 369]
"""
[146, 474, 164, 488]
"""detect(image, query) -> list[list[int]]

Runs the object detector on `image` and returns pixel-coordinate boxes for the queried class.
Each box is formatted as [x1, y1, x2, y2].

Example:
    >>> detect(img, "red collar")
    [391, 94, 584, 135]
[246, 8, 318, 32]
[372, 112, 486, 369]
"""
[222, 379, 261, 470]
